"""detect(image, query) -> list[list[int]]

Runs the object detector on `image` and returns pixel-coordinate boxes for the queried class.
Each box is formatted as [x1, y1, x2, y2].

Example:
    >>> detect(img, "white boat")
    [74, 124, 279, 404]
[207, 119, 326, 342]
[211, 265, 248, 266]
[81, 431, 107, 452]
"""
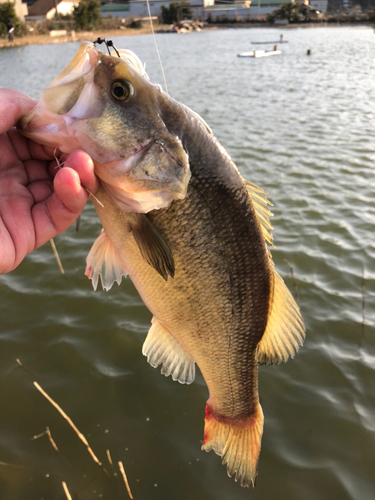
[237, 49, 281, 58]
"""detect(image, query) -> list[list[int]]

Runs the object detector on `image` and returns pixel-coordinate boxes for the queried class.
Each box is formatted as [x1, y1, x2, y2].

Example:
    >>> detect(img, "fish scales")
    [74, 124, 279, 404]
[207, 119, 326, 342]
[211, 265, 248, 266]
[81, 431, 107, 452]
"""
[130, 97, 272, 419]
[17, 42, 305, 487]
[94, 168, 271, 417]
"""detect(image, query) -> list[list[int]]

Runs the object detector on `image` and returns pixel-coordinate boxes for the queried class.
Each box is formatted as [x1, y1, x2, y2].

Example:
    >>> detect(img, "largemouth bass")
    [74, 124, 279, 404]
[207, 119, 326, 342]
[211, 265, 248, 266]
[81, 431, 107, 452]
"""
[18, 42, 305, 487]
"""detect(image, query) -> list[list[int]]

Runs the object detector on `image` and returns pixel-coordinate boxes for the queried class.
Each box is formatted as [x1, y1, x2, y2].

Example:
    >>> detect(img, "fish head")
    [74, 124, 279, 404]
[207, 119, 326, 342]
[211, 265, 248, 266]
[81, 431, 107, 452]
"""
[18, 42, 190, 213]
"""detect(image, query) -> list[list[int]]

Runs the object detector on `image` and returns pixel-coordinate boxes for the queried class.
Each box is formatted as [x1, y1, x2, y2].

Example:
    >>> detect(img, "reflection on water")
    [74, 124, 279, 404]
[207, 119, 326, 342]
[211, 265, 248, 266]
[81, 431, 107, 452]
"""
[0, 27, 374, 500]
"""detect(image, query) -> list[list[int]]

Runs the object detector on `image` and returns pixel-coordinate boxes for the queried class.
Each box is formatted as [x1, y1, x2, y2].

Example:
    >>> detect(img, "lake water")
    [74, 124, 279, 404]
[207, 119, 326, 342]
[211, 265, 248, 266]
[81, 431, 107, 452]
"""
[0, 26, 374, 500]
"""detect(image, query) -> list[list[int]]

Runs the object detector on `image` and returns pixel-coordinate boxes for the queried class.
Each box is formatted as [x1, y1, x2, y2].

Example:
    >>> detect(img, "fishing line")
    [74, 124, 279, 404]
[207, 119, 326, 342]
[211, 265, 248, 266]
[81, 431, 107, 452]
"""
[146, 0, 169, 94]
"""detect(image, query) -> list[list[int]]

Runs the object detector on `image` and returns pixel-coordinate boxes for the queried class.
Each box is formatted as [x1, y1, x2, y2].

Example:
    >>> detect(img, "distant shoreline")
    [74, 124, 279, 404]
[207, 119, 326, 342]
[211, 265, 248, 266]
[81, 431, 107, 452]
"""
[0, 22, 372, 49]
[0, 27, 165, 49]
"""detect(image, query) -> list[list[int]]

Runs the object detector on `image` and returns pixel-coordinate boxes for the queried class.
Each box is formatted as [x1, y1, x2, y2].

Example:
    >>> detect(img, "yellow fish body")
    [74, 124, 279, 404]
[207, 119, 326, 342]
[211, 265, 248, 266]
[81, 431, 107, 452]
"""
[18, 43, 305, 487]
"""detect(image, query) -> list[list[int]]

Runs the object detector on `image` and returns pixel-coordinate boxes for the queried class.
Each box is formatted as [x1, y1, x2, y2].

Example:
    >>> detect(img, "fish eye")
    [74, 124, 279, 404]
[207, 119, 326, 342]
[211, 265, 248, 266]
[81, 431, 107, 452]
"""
[111, 80, 134, 101]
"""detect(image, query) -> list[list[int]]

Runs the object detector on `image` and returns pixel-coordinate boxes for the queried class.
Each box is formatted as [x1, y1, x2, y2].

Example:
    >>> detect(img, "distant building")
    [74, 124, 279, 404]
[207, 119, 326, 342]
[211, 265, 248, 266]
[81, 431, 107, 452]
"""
[0, 0, 28, 21]
[101, 2, 129, 17]
[27, 0, 78, 19]
[129, 0, 214, 19]
[309, 0, 327, 12]
[205, 0, 290, 20]
[120, 0, 295, 21]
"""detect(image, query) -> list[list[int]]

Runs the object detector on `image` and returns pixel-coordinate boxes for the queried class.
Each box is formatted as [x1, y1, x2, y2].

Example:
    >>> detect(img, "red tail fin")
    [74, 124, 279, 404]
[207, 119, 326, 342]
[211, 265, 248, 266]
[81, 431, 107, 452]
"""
[202, 403, 264, 487]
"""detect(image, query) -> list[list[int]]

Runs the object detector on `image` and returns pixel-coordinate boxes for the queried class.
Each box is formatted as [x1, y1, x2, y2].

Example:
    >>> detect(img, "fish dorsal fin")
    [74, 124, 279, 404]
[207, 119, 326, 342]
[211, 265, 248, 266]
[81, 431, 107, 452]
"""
[142, 318, 195, 384]
[243, 180, 274, 248]
[131, 214, 175, 281]
[85, 229, 127, 291]
[256, 271, 305, 365]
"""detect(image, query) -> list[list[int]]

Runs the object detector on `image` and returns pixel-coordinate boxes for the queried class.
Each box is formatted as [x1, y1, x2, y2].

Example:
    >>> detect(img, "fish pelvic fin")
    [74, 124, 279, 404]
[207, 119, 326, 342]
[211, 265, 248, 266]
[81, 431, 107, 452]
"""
[85, 229, 127, 291]
[131, 214, 175, 281]
[142, 318, 195, 384]
[256, 270, 305, 365]
[202, 402, 264, 488]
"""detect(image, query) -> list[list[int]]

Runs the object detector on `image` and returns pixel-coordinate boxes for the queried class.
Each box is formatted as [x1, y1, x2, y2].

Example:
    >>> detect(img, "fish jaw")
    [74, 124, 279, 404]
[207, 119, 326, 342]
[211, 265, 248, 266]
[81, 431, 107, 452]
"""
[94, 135, 191, 212]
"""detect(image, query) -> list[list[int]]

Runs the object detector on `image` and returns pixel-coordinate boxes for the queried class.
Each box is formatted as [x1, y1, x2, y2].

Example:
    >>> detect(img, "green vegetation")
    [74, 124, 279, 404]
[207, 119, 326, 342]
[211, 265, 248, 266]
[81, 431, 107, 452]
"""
[161, 1, 192, 24]
[267, 2, 301, 23]
[368, 6, 375, 20]
[73, 0, 103, 31]
[0, 2, 25, 38]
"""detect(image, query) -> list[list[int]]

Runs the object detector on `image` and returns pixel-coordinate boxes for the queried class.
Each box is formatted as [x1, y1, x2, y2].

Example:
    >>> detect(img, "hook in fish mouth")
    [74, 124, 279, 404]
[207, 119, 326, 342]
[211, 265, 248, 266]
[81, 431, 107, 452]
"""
[93, 37, 121, 58]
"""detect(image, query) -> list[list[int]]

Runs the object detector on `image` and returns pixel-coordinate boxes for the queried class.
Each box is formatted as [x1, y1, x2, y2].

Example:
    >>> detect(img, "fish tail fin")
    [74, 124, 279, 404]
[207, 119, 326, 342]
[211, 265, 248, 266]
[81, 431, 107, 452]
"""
[201, 402, 264, 487]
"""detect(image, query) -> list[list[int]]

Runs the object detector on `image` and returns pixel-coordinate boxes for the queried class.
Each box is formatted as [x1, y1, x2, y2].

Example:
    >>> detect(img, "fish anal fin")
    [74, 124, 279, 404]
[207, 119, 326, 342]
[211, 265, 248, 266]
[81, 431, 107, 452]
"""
[202, 402, 264, 488]
[85, 229, 127, 291]
[131, 214, 175, 281]
[256, 270, 305, 366]
[142, 318, 195, 384]
[243, 179, 275, 248]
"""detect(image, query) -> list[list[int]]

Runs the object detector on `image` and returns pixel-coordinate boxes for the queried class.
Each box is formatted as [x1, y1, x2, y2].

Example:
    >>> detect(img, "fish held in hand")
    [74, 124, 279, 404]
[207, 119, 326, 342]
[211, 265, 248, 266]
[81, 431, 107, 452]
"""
[18, 42, 190, 214]
[18, 42, 305, 487]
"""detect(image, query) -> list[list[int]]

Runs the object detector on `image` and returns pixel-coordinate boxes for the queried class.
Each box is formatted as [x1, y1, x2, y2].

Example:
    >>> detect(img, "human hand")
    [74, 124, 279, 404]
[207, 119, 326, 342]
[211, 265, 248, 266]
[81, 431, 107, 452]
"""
[0, 89, 98, 275]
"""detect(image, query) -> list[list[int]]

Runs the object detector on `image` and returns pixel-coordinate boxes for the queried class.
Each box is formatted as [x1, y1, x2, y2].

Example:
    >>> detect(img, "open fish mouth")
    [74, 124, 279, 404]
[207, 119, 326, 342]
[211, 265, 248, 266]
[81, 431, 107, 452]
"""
[17, 42, 102, 148]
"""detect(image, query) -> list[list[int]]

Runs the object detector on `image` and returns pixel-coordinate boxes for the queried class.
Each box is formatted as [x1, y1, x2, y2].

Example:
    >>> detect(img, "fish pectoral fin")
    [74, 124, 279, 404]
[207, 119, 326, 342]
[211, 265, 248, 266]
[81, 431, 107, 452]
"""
[85, 229, 127, 291]
[202, 402, 264, 488]
[243, 179, 274, 248]
[256, 270, 305, 365]
[131, 214, 175, 281]
[142, 318, 195, 384]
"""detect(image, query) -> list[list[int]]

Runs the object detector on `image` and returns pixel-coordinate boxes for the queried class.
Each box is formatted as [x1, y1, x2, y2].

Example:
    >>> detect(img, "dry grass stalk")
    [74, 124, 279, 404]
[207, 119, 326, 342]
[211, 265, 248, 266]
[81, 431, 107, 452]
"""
[31, 425, 78, 475]
[106, 449, 113, 466]
[46, 426, 59, 453]
[16, 358, 35, 377]
[33, 381, 103, 469]
[62, 481, 73, 500]
[31, 426, 59, 453]
[0, 461, 28, 470]
[49, 239, 65, 275]
[86, 188, 104, 208]
[118, 461, 133, 499]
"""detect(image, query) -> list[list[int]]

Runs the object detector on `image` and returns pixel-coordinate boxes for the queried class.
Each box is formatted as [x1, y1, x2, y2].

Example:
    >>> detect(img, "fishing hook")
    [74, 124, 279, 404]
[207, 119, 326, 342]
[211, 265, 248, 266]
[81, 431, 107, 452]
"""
[93, 37, 121, 58]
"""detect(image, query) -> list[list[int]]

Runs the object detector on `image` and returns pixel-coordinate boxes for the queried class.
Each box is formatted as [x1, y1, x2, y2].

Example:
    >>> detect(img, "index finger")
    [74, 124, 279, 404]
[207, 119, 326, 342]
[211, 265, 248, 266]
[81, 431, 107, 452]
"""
[0, 89, 37, 135]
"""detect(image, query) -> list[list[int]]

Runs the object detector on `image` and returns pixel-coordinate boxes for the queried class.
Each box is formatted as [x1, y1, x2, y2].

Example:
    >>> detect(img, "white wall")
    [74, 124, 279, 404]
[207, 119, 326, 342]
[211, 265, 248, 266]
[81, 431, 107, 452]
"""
[129, 0, 212, 18]
[309, 0, 327, 12]
[46, 0, 77, 19]
[205, 4, 280, 20]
